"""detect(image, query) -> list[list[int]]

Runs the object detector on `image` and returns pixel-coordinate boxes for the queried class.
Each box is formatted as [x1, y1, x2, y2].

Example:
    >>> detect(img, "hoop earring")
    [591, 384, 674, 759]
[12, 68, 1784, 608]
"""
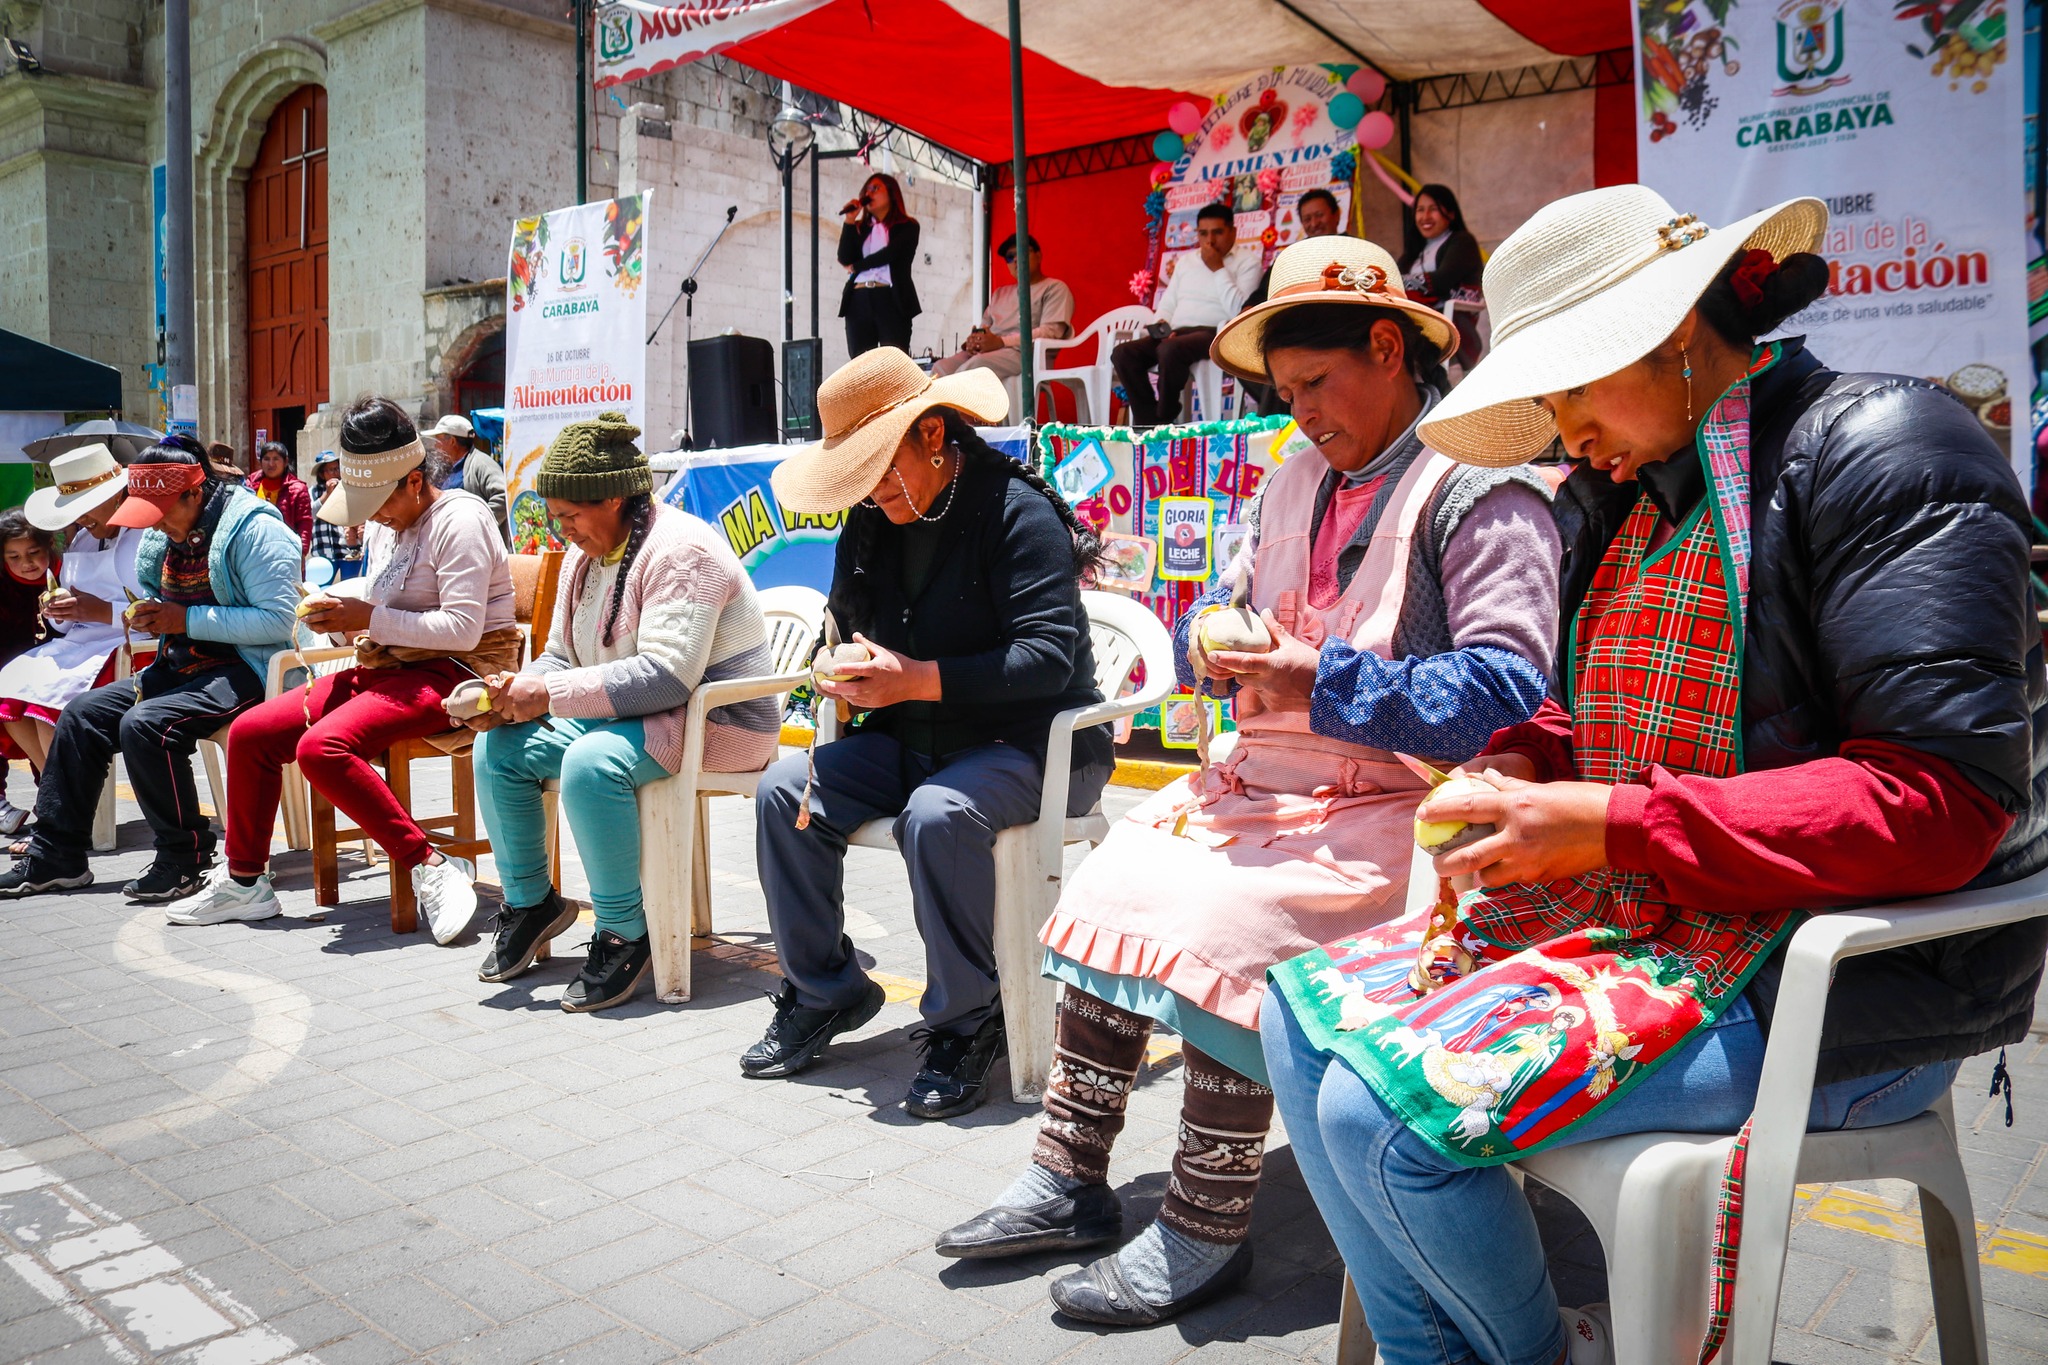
[1682, 343, 1694, 425]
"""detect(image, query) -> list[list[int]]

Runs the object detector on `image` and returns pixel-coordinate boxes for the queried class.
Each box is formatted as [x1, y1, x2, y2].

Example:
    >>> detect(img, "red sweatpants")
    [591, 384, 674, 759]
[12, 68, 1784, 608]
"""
[225, 659, 468, 877]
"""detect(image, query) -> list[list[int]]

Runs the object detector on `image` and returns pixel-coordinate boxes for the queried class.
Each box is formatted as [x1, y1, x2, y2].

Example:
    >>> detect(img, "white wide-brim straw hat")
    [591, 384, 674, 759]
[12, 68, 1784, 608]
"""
[772, 348, 1011, 514]
[1211, 236, 1459, 384]
[317, 437, 427, 527]
[25, 443, 128, 531]
[1420, 184, 1828, 467]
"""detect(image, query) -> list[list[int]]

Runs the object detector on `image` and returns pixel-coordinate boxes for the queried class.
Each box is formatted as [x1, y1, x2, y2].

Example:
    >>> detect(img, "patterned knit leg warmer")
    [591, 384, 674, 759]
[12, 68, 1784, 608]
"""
[1029, 988, 1153, 1185]
[1158, 1043, 1275, 1245]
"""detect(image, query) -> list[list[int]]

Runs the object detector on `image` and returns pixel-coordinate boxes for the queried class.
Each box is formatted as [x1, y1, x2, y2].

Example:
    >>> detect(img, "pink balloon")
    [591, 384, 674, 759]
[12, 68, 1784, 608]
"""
[1167, 101, 1203, 137]
[1356, 110, 1395, 150]
[1346, 69, 1386, 104]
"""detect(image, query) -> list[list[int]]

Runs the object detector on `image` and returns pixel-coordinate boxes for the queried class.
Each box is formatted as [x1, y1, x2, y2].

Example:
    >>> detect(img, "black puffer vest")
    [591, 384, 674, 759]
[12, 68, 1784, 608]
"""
[1552, 340, 2048, 1084]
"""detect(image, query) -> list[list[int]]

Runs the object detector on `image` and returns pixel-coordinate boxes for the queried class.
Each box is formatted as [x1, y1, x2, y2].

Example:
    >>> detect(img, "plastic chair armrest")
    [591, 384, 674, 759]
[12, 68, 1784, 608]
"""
[678, 671, 809, 778]
[1033, 679, 1175, 858]
[1732, 869, 2048, 1358]
[266, 644, 357, 698]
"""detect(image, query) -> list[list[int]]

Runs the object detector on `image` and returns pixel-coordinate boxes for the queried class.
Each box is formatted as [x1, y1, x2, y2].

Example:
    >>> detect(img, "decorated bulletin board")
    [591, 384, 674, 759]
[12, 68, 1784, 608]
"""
[1039, 413, 1305, 736]
[1133, 66, 1398, 311]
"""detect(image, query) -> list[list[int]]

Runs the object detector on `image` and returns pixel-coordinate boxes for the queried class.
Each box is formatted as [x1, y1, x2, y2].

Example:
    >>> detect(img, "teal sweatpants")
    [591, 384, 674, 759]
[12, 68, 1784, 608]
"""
[472, 716, 669, 939]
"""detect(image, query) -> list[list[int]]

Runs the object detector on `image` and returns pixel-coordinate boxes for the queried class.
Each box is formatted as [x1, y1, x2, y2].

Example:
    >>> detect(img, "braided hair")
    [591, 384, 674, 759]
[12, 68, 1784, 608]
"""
[824, 408, 1104, 640]
[600, 493, 656, 647]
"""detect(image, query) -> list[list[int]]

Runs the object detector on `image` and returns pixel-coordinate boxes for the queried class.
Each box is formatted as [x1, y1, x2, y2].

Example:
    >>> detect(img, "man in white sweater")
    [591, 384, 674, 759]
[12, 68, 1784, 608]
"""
[1113, 203, 1260, 426]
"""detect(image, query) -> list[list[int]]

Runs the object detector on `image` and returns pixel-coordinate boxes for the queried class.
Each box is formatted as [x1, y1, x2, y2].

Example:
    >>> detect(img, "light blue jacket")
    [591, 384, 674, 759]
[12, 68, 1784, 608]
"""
[134, 486, 300, 681]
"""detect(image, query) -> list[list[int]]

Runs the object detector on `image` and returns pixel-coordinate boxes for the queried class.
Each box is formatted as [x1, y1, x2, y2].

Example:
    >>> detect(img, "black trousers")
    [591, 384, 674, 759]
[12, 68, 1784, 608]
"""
[845, 285, 913, 356]
[31, 660, 265, 872]
[1111, 326, 1217, 426]
[756, 729, 1112, 1033]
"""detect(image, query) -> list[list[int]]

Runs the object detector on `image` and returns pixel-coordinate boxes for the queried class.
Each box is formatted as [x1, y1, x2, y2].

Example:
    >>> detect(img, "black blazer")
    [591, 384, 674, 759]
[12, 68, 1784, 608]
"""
[837, 217, 923, 319]
[829, 452, 1107, 772]
[1400, 229, 1483, 303]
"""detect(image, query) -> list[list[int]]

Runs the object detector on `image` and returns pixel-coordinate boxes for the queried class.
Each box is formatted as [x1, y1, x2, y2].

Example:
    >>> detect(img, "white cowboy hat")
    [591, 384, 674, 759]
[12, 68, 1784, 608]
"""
[1211, 236, 1459, 384]
[24, 443, 128, 531]
[1419, 184, 1828, 467]
[772, 348, 1010, 514]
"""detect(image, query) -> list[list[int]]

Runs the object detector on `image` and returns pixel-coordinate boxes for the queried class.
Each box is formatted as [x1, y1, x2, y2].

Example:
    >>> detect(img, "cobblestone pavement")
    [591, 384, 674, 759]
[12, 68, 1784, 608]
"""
[0, 760, 2043, 1364]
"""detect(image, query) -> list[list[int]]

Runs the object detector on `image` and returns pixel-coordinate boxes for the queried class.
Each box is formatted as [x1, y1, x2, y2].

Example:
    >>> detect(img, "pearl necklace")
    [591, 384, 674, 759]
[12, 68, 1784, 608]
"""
[892, 451, 960, 523]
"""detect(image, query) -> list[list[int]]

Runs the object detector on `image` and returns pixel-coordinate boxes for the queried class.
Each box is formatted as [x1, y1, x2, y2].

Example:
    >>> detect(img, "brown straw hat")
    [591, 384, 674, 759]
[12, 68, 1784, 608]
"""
[1419, 185, 1827, 467]
[1210, 236, 1459, 385]
[772, 348, 1010, 514]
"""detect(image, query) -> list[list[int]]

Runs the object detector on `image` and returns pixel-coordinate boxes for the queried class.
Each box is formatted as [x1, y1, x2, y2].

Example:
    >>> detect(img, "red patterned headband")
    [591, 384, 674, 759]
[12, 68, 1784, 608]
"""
[124, 462, 208, 500]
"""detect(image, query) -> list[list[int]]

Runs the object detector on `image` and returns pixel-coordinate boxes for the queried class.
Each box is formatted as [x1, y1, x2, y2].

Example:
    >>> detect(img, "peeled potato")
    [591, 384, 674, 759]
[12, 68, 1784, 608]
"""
[1414, 776, 1498, 854]
[811, 642, 874, 684]
[1197, 606, 1272, 655]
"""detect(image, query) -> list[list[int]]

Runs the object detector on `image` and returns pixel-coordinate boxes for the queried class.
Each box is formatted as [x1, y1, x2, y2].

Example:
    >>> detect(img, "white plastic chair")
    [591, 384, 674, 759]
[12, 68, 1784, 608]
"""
[542, 583, 824, 1004]
[87, 642, 260, 853]
[1033, 306, 1165, 425]
[1184, 358, 1235, 424]
[1332, 856, 2045, 1364]
[816, 589, 1174, 1100]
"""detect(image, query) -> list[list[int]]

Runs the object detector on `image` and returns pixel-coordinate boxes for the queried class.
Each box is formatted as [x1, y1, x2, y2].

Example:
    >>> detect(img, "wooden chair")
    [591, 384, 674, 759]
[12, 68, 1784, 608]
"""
[305, 549, 563, 933]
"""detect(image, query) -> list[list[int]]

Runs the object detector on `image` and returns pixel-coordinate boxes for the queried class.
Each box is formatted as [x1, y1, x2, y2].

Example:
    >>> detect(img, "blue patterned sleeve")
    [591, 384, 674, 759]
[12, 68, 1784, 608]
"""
[1308, 642, 1549, 763]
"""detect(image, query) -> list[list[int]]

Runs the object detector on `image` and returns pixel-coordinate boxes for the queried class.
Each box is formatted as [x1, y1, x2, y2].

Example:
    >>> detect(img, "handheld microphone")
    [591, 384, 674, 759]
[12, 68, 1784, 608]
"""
[842, 200, 863, 215]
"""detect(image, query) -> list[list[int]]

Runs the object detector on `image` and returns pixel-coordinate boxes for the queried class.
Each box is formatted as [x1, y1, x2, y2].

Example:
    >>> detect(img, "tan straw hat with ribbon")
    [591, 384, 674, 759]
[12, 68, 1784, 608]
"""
[25, 443, 128, 531]
[772, 348, 1011, 514]
[1211, 236, 1459, 385]
[316, 437, 427, 527]
[1420, 184, 1828, 468]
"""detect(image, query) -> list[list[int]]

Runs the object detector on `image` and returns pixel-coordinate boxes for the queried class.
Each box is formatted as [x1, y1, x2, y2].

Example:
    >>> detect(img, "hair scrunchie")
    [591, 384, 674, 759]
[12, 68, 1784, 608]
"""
[1729, 248, 1779, 310]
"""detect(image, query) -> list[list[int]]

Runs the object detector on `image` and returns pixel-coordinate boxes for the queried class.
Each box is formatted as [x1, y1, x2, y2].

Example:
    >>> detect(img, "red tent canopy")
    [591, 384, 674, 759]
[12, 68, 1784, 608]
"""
[727, 0, 1202, 162]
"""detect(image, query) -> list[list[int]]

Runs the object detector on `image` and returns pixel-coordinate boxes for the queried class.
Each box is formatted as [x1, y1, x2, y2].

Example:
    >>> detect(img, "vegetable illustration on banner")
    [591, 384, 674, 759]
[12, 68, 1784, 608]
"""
[1632, 0, 2026, 471]
[502, 191, 653, 551]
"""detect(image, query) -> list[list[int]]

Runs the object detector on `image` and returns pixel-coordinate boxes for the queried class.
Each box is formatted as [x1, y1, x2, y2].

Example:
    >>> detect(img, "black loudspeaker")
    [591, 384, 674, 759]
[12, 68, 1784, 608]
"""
[688, 334, 778, 448]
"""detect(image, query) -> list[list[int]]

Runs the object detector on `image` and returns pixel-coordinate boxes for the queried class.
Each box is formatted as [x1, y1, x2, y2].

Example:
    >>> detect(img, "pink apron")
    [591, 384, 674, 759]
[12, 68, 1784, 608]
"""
[1040, 448, 1457, 1029]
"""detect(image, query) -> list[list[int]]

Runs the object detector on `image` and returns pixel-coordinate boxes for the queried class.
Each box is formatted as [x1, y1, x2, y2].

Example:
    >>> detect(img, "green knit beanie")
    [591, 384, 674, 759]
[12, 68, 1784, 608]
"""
[536, 412, 651, 501]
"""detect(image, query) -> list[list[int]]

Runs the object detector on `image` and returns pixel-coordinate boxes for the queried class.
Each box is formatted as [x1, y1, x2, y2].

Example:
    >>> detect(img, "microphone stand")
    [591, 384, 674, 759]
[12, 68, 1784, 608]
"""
[648, 204, 738, 449]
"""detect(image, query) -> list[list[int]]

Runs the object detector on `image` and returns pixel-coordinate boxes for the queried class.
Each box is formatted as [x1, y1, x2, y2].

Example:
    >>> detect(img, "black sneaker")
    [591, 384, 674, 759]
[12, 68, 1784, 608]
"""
[905, 1010, 1006, 1120]
[739, 978, 886, 1079]
[0, 856, 92, 899]
[561, 930, 651, 1012]
[123, 862, 205, 903]
[477, 890, 578, 983]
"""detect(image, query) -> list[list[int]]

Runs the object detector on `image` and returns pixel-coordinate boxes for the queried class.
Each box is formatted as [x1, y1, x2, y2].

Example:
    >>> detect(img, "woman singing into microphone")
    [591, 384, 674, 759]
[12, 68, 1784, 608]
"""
[838, 173, 921, 357]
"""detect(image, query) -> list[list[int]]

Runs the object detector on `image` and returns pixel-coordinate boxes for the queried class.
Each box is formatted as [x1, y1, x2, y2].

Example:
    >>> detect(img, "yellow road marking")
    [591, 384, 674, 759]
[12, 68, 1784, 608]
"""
[1795, 1184, 2048, 1277]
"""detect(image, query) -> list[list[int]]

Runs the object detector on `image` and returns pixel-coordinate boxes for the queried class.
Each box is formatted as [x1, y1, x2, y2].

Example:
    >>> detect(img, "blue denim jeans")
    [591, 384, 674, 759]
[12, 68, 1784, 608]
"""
[473, 717, 670, 939]
[1260, 988, 1961, 1365]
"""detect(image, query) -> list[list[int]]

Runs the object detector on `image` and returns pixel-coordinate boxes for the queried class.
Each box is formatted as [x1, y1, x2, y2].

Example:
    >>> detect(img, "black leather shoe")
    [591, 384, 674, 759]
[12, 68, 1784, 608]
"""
[935, 1182, 1122, 1259]
[740, 979, 885, 1079]
[1050, 1240, 1254, 1327]
[477, 891, 577, 983]
[904, 1010, 1005, 1120]
[561, 930, 652, 1012]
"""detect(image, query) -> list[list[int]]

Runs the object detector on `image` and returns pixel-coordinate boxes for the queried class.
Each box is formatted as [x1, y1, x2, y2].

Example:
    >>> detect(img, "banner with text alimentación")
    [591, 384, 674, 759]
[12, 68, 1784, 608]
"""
[502, 192, 652, 552]
[1634, 0, 2025, 473]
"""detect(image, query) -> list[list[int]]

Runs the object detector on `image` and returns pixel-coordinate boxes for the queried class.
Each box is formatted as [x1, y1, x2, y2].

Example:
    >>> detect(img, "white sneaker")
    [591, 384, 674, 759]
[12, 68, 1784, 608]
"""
[165, 867, 283, 926]
[0, 798, 27, 835]
[414, 854, 478, 945]
[1559, 1304, 1614, 1365]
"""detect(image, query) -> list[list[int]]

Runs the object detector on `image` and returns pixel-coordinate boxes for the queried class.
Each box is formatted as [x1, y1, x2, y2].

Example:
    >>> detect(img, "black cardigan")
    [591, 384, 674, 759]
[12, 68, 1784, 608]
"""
[837, 217, 923, 319]
[1399, 229, 1483, 303]
[830, 453, 1109, 773]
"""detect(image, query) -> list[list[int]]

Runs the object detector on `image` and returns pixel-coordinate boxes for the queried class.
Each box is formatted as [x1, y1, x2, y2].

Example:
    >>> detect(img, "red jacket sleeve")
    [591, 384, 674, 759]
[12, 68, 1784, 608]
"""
[1605, 738, 2012, 912]
[285, 480, 312, 554]
[1484, 697, 1578, 781]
